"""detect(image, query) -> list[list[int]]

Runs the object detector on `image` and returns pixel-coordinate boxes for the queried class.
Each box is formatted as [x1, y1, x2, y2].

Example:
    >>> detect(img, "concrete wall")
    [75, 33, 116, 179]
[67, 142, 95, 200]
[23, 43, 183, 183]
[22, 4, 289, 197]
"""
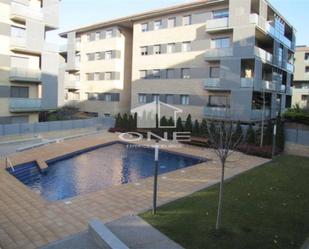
[285, 123, 309, 157]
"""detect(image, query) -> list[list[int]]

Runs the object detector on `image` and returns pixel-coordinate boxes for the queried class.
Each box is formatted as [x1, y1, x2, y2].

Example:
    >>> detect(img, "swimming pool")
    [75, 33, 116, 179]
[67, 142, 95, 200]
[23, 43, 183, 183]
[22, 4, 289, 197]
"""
[7, 142, 206, 201]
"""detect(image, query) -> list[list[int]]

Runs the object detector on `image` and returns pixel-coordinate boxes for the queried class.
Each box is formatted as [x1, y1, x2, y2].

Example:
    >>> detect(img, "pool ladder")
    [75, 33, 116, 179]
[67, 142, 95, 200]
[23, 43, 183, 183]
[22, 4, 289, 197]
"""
[5, 157, 15, 172]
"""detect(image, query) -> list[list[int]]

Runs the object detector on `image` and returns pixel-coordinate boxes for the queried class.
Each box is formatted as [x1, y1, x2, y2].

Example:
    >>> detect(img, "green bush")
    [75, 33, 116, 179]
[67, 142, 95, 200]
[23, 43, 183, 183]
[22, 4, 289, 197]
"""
[283, 105, 309, 125]
[200, 118, 208, 137]
[184, 114, 193, 132]
[176, 117, 184, 132]
[193, 120, 200, 136]
[246, 124, 256, 145]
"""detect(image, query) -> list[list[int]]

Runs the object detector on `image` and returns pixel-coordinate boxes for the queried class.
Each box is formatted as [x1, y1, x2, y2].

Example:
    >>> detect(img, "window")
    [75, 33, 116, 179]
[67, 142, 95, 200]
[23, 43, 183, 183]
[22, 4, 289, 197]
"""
[154, 20, 162, 30]
[153, 94, 160, 102]
[95, 52, 101, 60]
[182, 41, 191, 52]
[181, 68, 190, 79]
[11, 26, 25, 38]
[141, 23, 148, 32]
[167, 43, 175, 53]
[88, 33, 95, 41]
[183, 15, 191, 26]
[180, 95, 190, 105]
[167, 69, 175, 79]
[211, 37, 230, 48]
[94, 72, 100, 81]
[139, 94, 147, 103]
[153, 69, 160, 79]
[154, 45, 161, 54]
[166, 94, 174, 104]
[208, 95, 230, 107]
[105, 51, 112, 60]
[140, 70, 147, 79]
[306, 67, 309, 73]
[87, 93, 98, 100]
[301, 95, 308, 101]
[87, 53, 94, 61]
[105, 93, 112, 102]
[213, 9, 229, 19]
[105, 72, 112, 80]
[95, 32, 100, 40]
[106, 30, 113, 39]
[305, 53, 309, 60]
[87, 34, 91, 41]
[11, 86, 29, 98]
[141, 46, 148, 56]
[210, 66, 220, 78]
[168, 17, 176, 28]
[86, 73, 94, 81]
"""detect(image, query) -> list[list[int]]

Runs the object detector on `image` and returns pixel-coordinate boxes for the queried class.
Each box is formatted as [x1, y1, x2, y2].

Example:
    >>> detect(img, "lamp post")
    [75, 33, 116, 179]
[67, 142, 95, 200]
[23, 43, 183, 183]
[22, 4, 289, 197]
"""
[152, 142, 159, 215]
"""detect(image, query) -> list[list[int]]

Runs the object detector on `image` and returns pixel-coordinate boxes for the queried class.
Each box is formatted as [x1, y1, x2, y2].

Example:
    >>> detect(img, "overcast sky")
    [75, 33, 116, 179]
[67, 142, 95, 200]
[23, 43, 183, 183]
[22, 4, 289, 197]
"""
[48, 0, 309, 46]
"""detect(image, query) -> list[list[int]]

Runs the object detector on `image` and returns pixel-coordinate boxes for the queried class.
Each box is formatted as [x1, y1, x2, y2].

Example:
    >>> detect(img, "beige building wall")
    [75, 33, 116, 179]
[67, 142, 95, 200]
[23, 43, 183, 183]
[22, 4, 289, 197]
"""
[293, 46, 309, 108]
[0, 0, 60, 124]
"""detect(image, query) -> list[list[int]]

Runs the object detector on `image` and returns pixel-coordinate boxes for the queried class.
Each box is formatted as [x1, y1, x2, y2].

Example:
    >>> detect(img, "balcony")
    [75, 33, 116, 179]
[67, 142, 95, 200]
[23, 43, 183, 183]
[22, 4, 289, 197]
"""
[204, 78, 221, 89]
[280, 85, 286, 93]
[10, 1, 43, 22]
[251, 109, 271, 120]
[65, 81, 81, 90]
[205, 47, 233, 59]
[255, 47, 273, 64]
[241, 78, 254, 88]
[262, 80, 276, 91]
[10, 67, 41, 83]
[9, 98, 43, 113]
[284, 61, 294, 73]
[204, 106, 231, 119]
[205, 18, 229, 32]
[10, 36, 41, 54]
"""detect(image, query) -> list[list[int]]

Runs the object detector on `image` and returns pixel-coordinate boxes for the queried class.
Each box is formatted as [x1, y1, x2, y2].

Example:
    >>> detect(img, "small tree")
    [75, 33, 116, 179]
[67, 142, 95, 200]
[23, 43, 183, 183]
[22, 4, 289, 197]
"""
[264, 119, 273, 145]
[128, 115, 134, 131]
[122, 113, 129, 130]
[200, 118, 208, 137]
[193, 120, 200, 136]
[276, 116, 285, 152]
[176, 117, 184, 132]
[184, 114, 193, 132]
[133, 112, 138, 130]
[115, 113, 122, 129]
[207, 120, 244, 231]
[246, 124, 256, 145]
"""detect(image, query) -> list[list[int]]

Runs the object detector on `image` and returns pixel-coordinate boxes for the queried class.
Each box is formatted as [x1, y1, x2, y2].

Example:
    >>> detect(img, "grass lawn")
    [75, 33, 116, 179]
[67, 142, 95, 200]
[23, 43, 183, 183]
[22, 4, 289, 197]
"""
[141, 155, 309, 249]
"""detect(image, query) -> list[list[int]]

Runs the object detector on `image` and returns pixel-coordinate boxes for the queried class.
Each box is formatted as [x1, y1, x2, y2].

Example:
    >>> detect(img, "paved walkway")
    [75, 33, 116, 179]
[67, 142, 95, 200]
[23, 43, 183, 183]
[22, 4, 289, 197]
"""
[0, 132, 269, 249]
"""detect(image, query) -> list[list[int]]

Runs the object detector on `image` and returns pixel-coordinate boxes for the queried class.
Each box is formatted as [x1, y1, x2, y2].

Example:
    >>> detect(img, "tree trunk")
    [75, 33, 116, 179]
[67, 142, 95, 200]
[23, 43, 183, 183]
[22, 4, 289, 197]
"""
[216, 160, 225, 230]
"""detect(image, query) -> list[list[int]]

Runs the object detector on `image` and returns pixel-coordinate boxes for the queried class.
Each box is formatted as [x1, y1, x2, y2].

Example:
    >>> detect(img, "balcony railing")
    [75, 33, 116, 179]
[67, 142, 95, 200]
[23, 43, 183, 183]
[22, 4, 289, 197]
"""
[262, 80, 276, 91]
[10, 1, 43, 21]
[65, 81, 81, 90]
[255, 47, 273, 64]
[251, 109, 271, 120]
[280, 85, 286, 93]
[284, 61, 294, 73]
[204, 106, 231, 118]
[205, 47, 233, 59]
[286, 86, 293, 95]
[10, 67, 41, 82]
[206, 17, 229, 32]
[10, 36, 41, 54]
[9, 98, 42, 112]
[249, 14, 294, 51]
[241, 78, 254, 88]
[204, 78, 221, 89]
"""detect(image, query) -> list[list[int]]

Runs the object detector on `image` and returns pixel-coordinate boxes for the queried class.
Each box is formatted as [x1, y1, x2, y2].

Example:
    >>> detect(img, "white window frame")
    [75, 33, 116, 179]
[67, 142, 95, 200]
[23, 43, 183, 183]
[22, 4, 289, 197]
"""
[180, 95, 190, 105]
[141, 46, 148, 56]
[183, 15, 192, 26]
[168, 17, 176, 28]
[154, 45, 161, 54]
[182, 41, 191, 52]
[167, 43, 175, 53]
[105, 72, 112, 80]
[211, 37, 231, 49]
[94, 72, 100, 81]
[106, 30, 113, 39]
[154, 20, 162, 30]
[139, 94, 147, 103]
[141, 23, 148, 32]
[105, 51, 112, 60]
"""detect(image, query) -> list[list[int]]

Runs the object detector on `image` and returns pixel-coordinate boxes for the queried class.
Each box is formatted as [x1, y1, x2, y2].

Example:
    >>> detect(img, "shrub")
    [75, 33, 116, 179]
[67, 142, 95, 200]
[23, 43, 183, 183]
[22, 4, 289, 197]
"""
[232, 121, 243, 143]
[115, 113, 122, 129]
[238, 144, 273, 158]
[283, 105, 309, 125]
[108, 127, 126, 133]
[193, 120, 200, 136]
[264, 119, 273, 146]
[246, 124, 256, 144]
[276, 116, 285, 152]
[185, 114, 193, 132]
[200, 118, 208, 137]
[176, 117, 184, 132]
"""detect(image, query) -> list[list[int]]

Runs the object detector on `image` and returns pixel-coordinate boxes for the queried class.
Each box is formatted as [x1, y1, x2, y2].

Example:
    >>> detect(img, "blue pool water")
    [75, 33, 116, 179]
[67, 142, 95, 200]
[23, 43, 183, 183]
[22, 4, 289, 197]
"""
[7, 142, 206, 201]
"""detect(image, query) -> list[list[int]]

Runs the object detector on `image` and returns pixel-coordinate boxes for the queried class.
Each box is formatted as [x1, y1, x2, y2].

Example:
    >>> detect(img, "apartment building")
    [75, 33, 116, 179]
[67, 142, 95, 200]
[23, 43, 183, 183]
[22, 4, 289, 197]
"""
[59, 24, 133, 116]
[293, 46, 309, 108]
[0, 0, 60, 124]
[60, 0, 295, 122]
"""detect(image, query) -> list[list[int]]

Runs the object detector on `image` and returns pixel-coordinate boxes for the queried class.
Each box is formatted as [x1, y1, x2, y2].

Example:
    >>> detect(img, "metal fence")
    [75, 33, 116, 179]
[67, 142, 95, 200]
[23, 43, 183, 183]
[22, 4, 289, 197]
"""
[285, 128, 309, 146]
[0, 117, 115, 137]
